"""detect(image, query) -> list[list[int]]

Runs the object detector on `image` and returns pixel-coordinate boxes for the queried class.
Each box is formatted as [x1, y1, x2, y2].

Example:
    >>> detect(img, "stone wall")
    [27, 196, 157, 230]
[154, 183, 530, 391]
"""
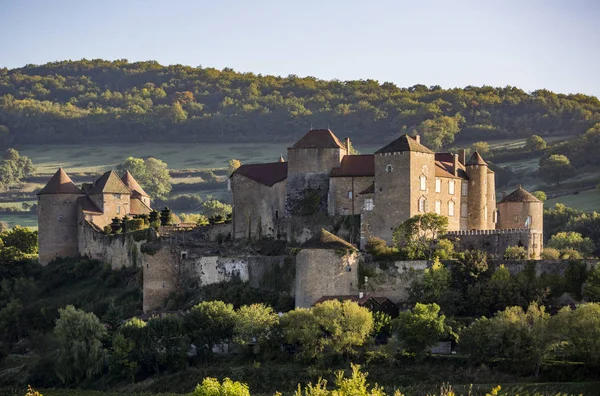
[273, 214, 360, 245]
[361, 260, 429, 303]
[328, 176, 373, 216]
[447, 228, 543, 259]
[38, 193, 82, 265]
[89, 192, 131, 229]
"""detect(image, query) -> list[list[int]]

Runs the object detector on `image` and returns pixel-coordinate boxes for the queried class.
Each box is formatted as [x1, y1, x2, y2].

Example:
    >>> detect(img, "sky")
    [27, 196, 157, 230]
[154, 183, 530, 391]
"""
[1, 0, 599, 97]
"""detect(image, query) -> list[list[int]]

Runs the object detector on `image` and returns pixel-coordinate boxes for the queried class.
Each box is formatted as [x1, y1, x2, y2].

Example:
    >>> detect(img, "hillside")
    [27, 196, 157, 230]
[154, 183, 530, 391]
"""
[1, 59, 600, 146]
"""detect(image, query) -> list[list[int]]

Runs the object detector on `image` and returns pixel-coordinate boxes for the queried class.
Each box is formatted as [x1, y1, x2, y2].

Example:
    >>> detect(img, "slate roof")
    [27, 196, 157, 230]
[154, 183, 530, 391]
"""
[466, 151, 487, 166]
[88, 171, 132, 195]
[434, 153, 467, 179]
[498, 186, 541, 204]
[37, 168, 83, 195]
[77, 196, 102, 215]
[375, 135, 434, 154]
[330, 155, 375, 177]
[233, 162, 288, 187]
[300, 229, 356, 250]
[291, 129, 346, 150]
[121, 171, 149, 197]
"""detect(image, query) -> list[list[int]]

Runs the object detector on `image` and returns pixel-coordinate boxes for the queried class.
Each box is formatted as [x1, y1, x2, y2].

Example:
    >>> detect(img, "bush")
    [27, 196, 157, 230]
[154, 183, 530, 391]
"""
[504, 245, 528, 260]
[541, 248, 561, 260]
[365, 237, 399, 260]
[194, 377, 250, 396]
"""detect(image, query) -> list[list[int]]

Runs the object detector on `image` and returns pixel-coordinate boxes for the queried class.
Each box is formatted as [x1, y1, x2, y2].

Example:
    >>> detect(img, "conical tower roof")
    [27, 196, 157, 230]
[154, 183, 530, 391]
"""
[88, 170, 131, 195]
[466, 151, 487, 166]
[121, 171, 149, 197]
[291, 129, 346, 149]
[37, 168, 83, 195]
[375, 135, 434, 154]
[301, 229, 356, 251]
[278, 154, 285, 163]
[498, 186, 541, 204]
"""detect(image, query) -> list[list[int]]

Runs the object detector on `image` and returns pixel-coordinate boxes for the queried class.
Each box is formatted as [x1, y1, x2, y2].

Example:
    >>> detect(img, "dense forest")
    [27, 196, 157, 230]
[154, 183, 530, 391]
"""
[1, 59, 600, 146]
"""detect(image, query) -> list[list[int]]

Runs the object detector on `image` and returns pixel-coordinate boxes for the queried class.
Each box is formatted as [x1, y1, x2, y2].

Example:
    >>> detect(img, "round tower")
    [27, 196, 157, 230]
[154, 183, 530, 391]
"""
[497, 186, 543, 232]
[37, 168, 84, 265]
[465, 152, 488, 230]
[486, 169, 496, 229]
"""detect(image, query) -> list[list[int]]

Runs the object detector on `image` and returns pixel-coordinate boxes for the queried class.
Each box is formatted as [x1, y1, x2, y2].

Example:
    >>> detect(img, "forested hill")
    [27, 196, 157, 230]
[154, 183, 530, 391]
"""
[1, 59, 600, 148]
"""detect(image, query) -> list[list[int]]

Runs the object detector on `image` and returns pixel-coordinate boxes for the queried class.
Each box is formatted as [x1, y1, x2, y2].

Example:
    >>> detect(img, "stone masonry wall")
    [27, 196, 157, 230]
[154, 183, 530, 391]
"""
[447, 229, 543, 259]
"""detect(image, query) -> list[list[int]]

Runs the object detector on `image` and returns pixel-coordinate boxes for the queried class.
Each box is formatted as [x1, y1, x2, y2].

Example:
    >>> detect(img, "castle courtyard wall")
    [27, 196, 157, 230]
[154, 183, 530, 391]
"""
[328, 176, 373, 216]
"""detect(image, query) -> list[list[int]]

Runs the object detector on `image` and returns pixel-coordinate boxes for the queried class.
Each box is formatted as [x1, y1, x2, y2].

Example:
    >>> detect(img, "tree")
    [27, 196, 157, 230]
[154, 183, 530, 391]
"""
[462, 303, 553, 376]
[184, 301, 236, 358]
[554, 303, 600, 368]
[393, 303, 455, 359]
[407, 258, 452, 306]
[228, 159, 242, 176]
[583, 265, 600, 302]
[531, 191, 547, 202]
[281, 300, 373, 361]
[0, 148, 35, 190]
[1, 226, 38, 254]
[416, 115, 463, 151]
[452, 249, 488, 287]
[54, 305, 107, 383]
[539, 154, 573, 186]
[169, 101, 187, 123]
[504, 245, 528, 260]
[547, 231, 596, 258]
[470, 141, 490, 157]
[194, 377, 250, 396]
[233, 303, 279, 347]
[179, 213, 209, 225]
[525, 135, 547, 151]
[203, 199, 232, 219]
[392, 213, 448, 259]
[117, 156, 171, 199]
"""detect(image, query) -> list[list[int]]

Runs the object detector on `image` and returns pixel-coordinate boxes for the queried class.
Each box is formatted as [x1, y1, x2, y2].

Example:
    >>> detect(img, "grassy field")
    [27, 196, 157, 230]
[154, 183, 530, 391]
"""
[546, 189, 600, 212]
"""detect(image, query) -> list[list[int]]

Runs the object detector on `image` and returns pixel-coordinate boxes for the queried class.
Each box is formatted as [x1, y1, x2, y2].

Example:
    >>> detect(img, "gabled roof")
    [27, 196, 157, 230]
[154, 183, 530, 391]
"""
[301, 229, 356, 251]
[77, 196, 102, 215]
[37, 168, 83, 195]
[498, 186, 541, 204]
[291, 129, 346, 150]
[233, 162, 288, 187]
[330, 155, 375, 177]
[130, 197, 152, 215]
[121, 171, 149, 197]
[88, 170, 132, 195]
[375, 135, 434, 154]
[466, 151, 487, 166]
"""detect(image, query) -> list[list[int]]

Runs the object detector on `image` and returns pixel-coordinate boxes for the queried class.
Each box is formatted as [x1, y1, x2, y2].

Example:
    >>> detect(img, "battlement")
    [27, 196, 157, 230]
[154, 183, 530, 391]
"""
[447, 228, 537, 236]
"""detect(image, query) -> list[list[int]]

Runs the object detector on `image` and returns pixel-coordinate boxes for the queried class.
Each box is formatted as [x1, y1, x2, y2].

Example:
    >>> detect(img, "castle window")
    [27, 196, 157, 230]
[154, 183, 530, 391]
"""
[435, 200, 441, 214]
[526, 215, 532, 228]
[116, 206, 121, 215]
[348, 191, 353, 199]
[449, 180, 455, 195]
[461, 202, 468, 217]
[364, 198, 374, 211]
[484, 205, 488, 221]
[275, 210, 279, 219]
[435, 178, 441, 193]
[386, 164, 393, 173]
[418, 196, 427, 212]
[448, 200, 455, 216]
[114, 193, 121, 199]
[462, 182, 468, 196]
[58, 215, 63, 222]
[493, 210, 498, 223]
[420, 175, 427, 191]
[514, 214, 520, 223]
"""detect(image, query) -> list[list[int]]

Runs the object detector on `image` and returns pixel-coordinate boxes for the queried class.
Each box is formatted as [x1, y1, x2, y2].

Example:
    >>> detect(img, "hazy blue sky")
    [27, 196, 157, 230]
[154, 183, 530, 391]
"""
[1, 0, 599, 96]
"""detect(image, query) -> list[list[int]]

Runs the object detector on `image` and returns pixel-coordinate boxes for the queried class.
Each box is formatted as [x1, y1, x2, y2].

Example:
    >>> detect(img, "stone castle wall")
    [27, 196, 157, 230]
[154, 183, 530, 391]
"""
[273, 214, 360, 245]
[447, 228, 543, 259]
[38, 193, 82, 265]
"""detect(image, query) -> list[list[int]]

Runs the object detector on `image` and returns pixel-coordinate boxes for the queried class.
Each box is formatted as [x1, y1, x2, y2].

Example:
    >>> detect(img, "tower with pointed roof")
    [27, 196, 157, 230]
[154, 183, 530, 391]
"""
[465, 151, 489, 230]
[285, 129, 348, 216]
[37, 168, 84, 265]
[86, 170, 133, 229]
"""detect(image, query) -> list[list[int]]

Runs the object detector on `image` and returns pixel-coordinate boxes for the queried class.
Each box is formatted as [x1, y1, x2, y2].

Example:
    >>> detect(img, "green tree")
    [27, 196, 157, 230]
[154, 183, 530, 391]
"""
[203, 199, 232, 219]
[228, 159, 242, 176]
[194, 377, 250, 396]
[416, 115, 463, 151]
[281, 300, 373, 361]
[233, 303, 279, 347]
[539, 154, 574, 186]
[392, 213, 448, 259]
[169, 101, 187, 123]
[407, 258, 452, 306]
[504, 245, 528, 260]
[525, 135, 547, 151]
[54, 305, 107, 383]
[117, 156, 172, 199]
[393, 303, 455, 359]
[452, 249, 488, 287]
[531, 191, 547, 202]
[0, 148, 35, 190]
[547, 231, 596, 258]
[470, 141, 490, 157]
[184, 301, 236, 359]
[583, 265, 600, 302]
[554, 303, 600, 368]
[1, 226, 38, 254]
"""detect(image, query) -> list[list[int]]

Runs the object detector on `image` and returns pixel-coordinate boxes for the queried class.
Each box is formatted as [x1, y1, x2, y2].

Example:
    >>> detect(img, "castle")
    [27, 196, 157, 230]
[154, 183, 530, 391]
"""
[37, 168, 152, 265]
[231, 129, 543, 257]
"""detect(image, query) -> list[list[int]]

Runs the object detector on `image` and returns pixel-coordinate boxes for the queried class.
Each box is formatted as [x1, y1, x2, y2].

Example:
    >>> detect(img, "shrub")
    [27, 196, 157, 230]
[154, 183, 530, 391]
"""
[194, 377, 250, 396]
[541, 248, 561, 260]
[365, 237, 399, 260]
[504, 245, 528, 260]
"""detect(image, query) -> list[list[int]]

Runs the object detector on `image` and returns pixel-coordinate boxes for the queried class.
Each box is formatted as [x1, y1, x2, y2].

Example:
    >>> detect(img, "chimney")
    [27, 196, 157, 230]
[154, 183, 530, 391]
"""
[345, 137, 351, 154]
[502, 191, 506, 199]
[414, 135, 421, 144]
[453, 154, 459, 176]
[458, 149, 466, 166]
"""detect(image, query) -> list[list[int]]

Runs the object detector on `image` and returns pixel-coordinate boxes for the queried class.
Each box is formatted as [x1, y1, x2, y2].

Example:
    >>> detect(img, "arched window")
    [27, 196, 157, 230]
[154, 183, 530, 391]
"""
[386, 164, 393, 173]
[434, 200, 441, 214]
[418, 196, 427, 212]
[448, 200, 455, 216]
[420, 175, 427, 191]
[461, 202, 468, 217]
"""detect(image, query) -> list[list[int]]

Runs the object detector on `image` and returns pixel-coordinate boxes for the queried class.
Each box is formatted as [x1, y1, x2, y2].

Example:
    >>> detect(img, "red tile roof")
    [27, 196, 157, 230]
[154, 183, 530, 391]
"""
[330, 155, 375, 177]
[434, 153, 467, 179]
[291, 129, 346, 150]
[466, 151, 487, 166]
[233, 162, 287, 187]
[77, 196, 102, 215]
[301, 229, 356, 250]
[375, 135, 434, 154]
[498, 186, 541, 204]
[88, 171, 132, 195]
[130, 197, 152, 215]
[37, 168, 83, 195]
[121, 171, 149, 197]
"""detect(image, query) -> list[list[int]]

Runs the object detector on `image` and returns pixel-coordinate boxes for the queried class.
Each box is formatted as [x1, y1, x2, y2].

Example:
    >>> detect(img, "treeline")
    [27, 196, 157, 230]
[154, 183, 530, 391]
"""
[1, 59, 600, 146]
